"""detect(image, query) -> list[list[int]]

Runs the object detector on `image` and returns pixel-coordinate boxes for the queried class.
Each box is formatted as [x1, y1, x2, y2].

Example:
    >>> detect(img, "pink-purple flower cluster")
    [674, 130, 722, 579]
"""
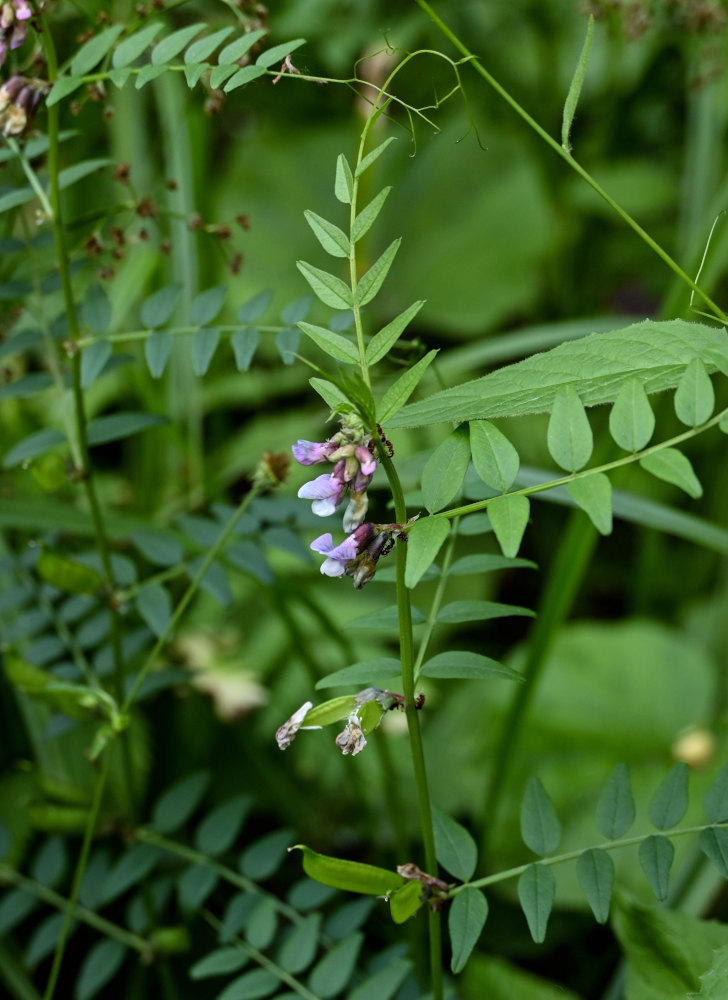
[0, 1, 32, 67]
[292, 415, 402, 587]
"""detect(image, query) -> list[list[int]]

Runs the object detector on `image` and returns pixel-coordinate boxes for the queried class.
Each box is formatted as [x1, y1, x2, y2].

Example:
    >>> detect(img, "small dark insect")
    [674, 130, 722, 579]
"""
[377, 423, 394, 457]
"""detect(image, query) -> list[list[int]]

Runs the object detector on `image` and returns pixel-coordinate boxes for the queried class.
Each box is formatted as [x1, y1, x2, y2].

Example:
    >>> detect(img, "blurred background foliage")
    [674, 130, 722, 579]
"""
[3, 0, 728, 998]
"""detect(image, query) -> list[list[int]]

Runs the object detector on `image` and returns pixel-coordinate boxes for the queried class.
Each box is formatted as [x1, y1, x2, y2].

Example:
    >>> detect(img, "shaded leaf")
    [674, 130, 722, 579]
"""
[649, 762, 689, 830]
[82, 284, 111, 335]
[141, 284, 182, 328]
[81, 340, 112, 389]
[521, 778, 562, 856]
[152, 770, 210, 834]
[436, 600, 534, 623]
[195, 795, 251, 856]
[595, 762, 635, 839]
[307, 932, 363, 998]
[700, 827, 728, 879]
[144, 329, 173, 378]
[219, 29, 267, 63]
[576, 848, 613, 923]
[135, 583, 171, 639]
[275, 328, 300, 365]
[487, 494, 530, 559]
[178, 864, 218, 912]
[216, 968, 278, 1000]
[185, 26, 234, 63]
[277, 914, 321, 974]
[420, 652, 523, 683]
[190, 285, 226, 325]
[37, 550, 103, 594]
[704, 762, 728, 822]
[239, 829, 292, 880]
[87, 412, 167, 446]
[639, 834, 674, 901]
[189, 947, 249, 979]
[449, 886, 488, 974]
[640, 448, 702, 498]
[151, 22, 206, 64]
[315, 657, 401, 690]
[255, 38, 305, 69]
[238, 289, 272, 322]
[191, 327, 221, 376]
[75, 939, 126, 1000]
[432, 804, 477, 881]
[112, 23, 164, 67]
[422, 427, 471, 512]
[72, 24, 126, 75]
[518, 864, 555, 943]
[231, 328, 260, 371]
[405, 516, 450, 588]
[3, 429, 66, 469]
[223, 65, 266, 91]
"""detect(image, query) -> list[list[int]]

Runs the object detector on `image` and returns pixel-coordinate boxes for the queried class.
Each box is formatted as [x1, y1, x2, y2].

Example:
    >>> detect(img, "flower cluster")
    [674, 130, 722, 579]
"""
[294, 413, 376, 532]
[0, 75, 48, 137]
[0, 1, 31, 67]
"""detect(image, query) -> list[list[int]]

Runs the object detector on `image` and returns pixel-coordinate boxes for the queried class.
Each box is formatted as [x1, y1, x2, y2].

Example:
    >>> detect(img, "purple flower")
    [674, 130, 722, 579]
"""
[310, 524, 373, 577]
[355, 444, 376, 477]
[0, 1, 32, 67]
[298, 473, 346, 517]
[292, 439, 332, 466]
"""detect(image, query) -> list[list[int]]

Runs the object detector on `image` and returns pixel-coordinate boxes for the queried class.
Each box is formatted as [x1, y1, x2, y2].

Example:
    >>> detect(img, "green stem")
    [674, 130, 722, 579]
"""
[414, 0, 728, 324]
[0, 864, 149, 955]
[412, 517, 460, 685]
[42, 748, 114, 1000]
[4, 138, 53, 217]
[438, 404, 728, 522]
[121, 484, 262, 712]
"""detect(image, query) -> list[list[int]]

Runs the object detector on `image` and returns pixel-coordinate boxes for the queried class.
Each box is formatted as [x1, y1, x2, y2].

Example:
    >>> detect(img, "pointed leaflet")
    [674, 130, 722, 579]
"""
[704, 762, 728, 822]
[291, 846, 405, 896]
[576, 848, 614, 924]
[640, 448, 702, 498]
[184, 26, 234, 63]
[297, 322, 358, 364]
[255, 38, 305, 69]
[231, 328, 260, 371]
[436, 600, 534, 623]
[223, 66, 266, 91]
[296, 261, 352, 310]
[609, 377, 655, 451]
[595, 763, 635, 839]
[649, 762, 689, 829]
[352, 187, 391, 243]
[561, 14, 594, 151]
[76, 939, 126, 1000]
[387, 319, 728, 427]
[71, 24, 126, 75]
[81, 340, 112, 389]
[405, 516, 449, 589]
[218, 29, 268, 63]
[487, 494, 530, 559]
[190, 285, 226, 325]
[238, 289, 272, 322]
[112, 23, 164, 67]
[547, 385, 593, 472]
[366, 300, 425, 366]
[82, 284, 111, 335]
[150, 22, 206, 64]
[145, 330, 173, 378]
[518, 864, 555, 944]
[700, 827, 728, 879]
[355, 137, 396, 178]
[520, 778, 562, 856]
[432, 804, 478, 881]
[141, 284, 182, 328]
[191, 328, 220, 376]
[135, 583, 172, 639]
[377, 349, 437, 424]
[449, 887, 488, 974]
[639, 834, 674, 901]
[335, 154, 354, 204]
[674, 358, 714, 427]
[470, 420, 519, 493]
[566, 473, 612, 535]
[304, 210, 350, 258]
[356, 239, 401, 307]
[420, 652, 522, 683]
[309, 377, 349, 410]
[422, 427, 471, 513]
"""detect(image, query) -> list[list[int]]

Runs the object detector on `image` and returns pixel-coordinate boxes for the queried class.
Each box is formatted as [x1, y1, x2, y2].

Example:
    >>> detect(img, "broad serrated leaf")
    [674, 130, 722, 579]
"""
[189, 947, 249, 980]
[449, 887, 488, 974]
[184, 26, 234, 63]
[640, 448, 702, 498]
[576, 848, 613, 923]
[365, 300, 424, 366]
[223, 65, 266, 91]
[2, 428, 66, 468]
[436, 600, 534, 623]
[470, 420, 519, 493]
[355, 137, 396, 177]
[190, 285, 226, 326]
[639, 834, 674, 900]
[422, 427, 471, 512]
[420, 652, 523, 683]
[609, 377, 655, 451]
[566, 473, 612, 534]
[296, 261, 352, 310]
[297, 321, 358, 363]
[112, 23, 164, 67]
[432, 804, 477, 881]
[674, 358, 714, 426]
[238, 289, 272, 322]
[145, 329, 173, 378]
[71, 24, 126, 75]
[292, 846, 405, 896]
[547, 385, 593, 472]
[687, 945, 728, 999]
[649, 762, 689, 830]
[304, 210, 350, 258]
[378, 349, 437, 424]
[595, 763, 635, 839]
[81, 339, 112, 389]
[151, 22, 206, 65]
[135, 583, 171, 638]
[518, 864, 555, 943]
[404, 516, 450, 588]
[231, 328, 260, 371]
[75, 939, 126, 1000]
[356, 238, 400, 307]
[218, 29, 267, 63]
[388, 319, 728, 428]
[521, 778, 562, 856]
[152, 771, 210, 834]
[315, 657, 401, 690]
[191, 327, 220, 375]
[487, 494, 530, 559]
[335, 154, 354, 204]
[141, 284, 182, 328]
[195, 795, 250, 856]
[351, 187, 391, 243]
[704, 762, 728, 822]
[255, 38, 305, 69]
